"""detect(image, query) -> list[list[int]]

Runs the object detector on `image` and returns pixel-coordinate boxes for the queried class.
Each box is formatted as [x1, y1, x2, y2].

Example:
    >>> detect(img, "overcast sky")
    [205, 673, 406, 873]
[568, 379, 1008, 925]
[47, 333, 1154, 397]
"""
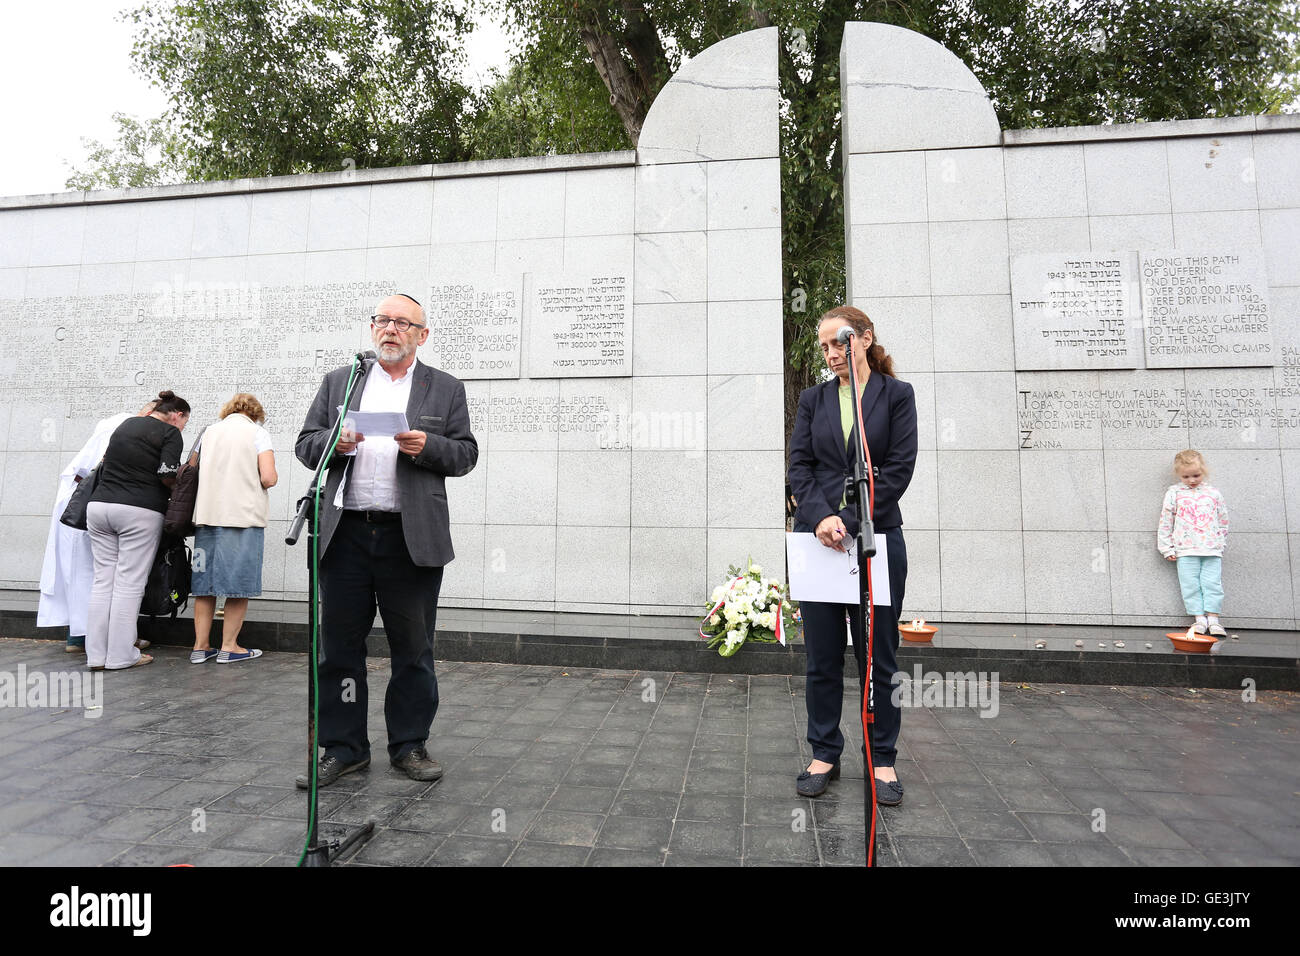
[0, 0, 513, 198]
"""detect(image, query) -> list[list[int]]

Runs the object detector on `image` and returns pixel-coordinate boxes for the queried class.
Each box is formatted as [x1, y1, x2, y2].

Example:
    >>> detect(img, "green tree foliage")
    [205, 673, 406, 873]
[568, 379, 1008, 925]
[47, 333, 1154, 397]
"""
[125, 0, 477, 178]
[64, 112, 189, 191]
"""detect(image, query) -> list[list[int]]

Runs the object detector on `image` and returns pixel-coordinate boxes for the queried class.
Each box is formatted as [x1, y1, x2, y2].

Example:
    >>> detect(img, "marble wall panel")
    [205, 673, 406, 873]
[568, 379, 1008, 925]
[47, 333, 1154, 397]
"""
[1083, 140, 1171, 217]
[631, 450, 707, 528]
[81, 202, 139, 264]
[497, 172, 567, 241]
[707, 373, 782, 451]
[249, 191, 311, 255]
[441, 522, 485, 601]
[1260, 209, 1300, 287]
[1166, 136, 1258, 213]
[1087, 214, 1175, 250]
[633, 232, 707, 304]
[564, 167, 635, 237]
[367, 181, 435, 248]
[934, 372, 1019, 449]
[0, 515, 48, 583]
[1004, 144, 1088, 219]
[931, 295, 1014, 372]
[192, 195, 252, 258]
[897, 528, 939, 617]
[1254, 132, 1300, 209]
[634, 163, 706, 234]
[1023, 532, 1112, 616]
[706, 299, 783, 376]
[707, 228, 781, 302]
[928, 220, 1010, 296]
[0, 209, 32, 267]
[1006, 217, 1091, 258]
[707, 159, 781, 231]
[29, 205, 86, 267]
[136, 199, 196, 262]
[0, 452, 63, 516]
[924, 147, 1006, 221]
[633, 301, 707, 376]
[0, 266, 25, 298]
[938, 530, 1025, 615]
[631, 527, 706, 605]
[432, 176, 499, 244]
[707, 450, 784, 529]
[556, 451, 630, 527]
[1020, 450, 1107, 531]
[848, 223, 930, 297]
[905, 449, 939, 530]
[481, 525, 556, 602]
[555, 527, 631, 604]
[936, 450, 1021, 530]
[846, 151, 927, 225]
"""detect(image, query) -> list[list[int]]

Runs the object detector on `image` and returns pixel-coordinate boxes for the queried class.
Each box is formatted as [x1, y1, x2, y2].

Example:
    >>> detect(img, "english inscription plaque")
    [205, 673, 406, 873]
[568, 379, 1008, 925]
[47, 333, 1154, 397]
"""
[1140, 250, 1274, 368]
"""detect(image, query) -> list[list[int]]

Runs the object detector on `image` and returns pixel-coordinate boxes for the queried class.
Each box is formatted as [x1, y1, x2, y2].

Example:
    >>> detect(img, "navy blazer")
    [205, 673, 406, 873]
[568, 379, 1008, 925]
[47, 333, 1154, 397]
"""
[788, 372, 918, 535]
[295, 358, 478, 567]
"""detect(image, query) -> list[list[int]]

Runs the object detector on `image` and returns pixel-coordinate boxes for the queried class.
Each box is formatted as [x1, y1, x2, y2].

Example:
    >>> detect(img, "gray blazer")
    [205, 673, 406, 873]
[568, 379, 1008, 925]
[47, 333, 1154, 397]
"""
[295, 358, 478, 567]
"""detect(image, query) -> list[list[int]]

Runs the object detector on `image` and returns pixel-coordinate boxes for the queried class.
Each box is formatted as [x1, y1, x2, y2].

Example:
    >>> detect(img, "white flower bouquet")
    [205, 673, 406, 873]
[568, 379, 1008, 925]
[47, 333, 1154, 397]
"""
[699, 561, 796, 657]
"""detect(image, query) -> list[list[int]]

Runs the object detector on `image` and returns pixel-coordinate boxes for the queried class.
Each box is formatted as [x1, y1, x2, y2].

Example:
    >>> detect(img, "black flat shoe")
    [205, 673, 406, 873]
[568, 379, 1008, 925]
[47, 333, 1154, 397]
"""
[796, 762, 840, 798]
[875, 777, 904, 807]
[296, 755, 370, 789]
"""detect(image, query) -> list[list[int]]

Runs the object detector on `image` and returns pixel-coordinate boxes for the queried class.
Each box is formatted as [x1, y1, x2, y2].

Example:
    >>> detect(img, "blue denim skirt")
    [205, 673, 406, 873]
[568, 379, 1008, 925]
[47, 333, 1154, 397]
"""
[192, 525, 264, 598]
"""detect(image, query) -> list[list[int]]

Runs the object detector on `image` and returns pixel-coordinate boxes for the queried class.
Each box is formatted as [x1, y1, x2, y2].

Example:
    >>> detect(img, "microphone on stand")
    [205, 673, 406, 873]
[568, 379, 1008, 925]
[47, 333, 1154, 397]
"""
[836, 325, 855, 345]
[354, 349, 377, 368]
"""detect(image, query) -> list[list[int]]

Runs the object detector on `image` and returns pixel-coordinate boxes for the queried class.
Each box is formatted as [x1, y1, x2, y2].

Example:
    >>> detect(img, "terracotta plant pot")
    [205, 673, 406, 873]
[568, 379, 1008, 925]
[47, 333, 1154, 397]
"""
[1166, 631, 1217, 653]
[899, 623, 937, 644]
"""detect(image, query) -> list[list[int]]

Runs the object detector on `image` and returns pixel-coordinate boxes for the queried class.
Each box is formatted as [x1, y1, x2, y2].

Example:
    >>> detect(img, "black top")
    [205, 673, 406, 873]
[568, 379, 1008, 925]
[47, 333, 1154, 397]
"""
[90, 416, 183, 514]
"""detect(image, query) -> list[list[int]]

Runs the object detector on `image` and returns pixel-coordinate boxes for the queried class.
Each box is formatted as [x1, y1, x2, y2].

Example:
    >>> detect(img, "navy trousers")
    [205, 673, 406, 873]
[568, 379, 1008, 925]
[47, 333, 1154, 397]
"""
[318, 512, 443, 764]
[801, 525, 906, 767]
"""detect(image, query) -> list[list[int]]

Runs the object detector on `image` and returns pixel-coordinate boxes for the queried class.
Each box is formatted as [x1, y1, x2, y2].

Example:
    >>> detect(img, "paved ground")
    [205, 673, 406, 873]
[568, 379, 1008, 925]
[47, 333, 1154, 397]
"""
[0, 637, 1296, 866]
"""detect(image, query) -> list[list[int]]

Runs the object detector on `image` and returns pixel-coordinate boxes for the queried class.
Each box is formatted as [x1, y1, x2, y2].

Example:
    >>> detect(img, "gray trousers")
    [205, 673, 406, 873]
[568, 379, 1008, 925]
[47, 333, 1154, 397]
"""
[87, 502, 163, 669]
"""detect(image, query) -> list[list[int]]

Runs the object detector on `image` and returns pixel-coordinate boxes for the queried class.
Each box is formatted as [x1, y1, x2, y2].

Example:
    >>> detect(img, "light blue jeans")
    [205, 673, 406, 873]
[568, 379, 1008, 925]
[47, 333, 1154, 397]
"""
[1176, 555, 1223, 615]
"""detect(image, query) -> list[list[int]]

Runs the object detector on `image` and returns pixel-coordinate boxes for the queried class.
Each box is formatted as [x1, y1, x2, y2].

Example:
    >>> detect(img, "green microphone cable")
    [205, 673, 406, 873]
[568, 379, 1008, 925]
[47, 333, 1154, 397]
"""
[296, 361, 365, 867]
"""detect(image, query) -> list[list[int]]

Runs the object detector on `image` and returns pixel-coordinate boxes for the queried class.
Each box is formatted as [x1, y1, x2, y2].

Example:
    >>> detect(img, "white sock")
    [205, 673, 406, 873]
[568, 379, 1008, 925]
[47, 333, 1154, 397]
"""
[1207, 614, 1220, 623]
[1195, 615, 1208, 626]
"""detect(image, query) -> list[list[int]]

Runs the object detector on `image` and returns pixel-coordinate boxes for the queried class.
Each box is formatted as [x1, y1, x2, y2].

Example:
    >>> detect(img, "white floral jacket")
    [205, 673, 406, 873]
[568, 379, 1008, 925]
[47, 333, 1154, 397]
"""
[1157, 483, 1229, 558]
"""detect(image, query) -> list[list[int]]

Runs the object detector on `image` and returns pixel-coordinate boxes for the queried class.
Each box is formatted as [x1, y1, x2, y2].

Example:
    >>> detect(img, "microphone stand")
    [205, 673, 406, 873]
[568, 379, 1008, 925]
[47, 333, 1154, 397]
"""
[842, 334, 878, 867]
[286, 352, 374, 867]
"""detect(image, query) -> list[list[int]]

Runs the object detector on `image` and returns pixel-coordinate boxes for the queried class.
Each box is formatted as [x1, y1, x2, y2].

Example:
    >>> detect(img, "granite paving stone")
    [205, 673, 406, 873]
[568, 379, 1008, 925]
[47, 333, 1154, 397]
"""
[0, 638, 1295, 867]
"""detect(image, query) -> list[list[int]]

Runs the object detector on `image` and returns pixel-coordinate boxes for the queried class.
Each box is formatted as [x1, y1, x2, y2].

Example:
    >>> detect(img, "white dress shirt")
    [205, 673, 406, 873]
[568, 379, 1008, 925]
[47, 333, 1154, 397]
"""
[341, 361, 414, 511]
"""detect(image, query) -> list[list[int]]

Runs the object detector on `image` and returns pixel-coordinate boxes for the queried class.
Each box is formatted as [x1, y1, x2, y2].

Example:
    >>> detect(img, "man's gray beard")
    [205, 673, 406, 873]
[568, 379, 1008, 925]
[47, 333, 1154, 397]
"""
[377, 342, 411, 362]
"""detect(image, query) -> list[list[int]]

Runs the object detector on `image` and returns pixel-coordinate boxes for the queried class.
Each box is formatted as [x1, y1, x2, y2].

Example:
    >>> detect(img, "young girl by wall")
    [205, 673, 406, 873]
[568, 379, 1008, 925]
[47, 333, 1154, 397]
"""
[1157, 449, 1229, 637]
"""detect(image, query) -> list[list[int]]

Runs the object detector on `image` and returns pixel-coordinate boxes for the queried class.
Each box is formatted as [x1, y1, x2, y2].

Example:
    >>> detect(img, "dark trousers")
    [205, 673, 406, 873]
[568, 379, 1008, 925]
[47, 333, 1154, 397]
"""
[318, 512, 443, 764]
[802, 525, 906, 767]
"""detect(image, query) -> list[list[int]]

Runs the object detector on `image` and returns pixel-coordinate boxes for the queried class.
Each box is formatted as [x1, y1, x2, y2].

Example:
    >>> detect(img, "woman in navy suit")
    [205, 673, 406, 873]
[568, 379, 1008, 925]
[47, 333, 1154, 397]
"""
[788, 306, 917, 802]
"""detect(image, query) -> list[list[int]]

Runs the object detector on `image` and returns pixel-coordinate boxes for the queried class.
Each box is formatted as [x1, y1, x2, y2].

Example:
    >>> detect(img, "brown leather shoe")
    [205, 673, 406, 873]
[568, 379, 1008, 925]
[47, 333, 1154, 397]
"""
[391, 746, 443, 782]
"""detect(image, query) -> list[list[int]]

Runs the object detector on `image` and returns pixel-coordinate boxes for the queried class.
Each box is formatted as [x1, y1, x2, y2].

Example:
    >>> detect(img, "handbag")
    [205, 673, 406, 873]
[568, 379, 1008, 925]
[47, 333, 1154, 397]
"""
[59, 467, 102, 531]
[164, 443, 201, 537]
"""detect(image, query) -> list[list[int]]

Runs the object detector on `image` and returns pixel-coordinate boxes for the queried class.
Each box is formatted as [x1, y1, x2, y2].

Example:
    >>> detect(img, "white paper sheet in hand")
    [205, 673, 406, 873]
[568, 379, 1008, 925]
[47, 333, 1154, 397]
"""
[335, 407, 410, 439]
[785, 532, 891, 607]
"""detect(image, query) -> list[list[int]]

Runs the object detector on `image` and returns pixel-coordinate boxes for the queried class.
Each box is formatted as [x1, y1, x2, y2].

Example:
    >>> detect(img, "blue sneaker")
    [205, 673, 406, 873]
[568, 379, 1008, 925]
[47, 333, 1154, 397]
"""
[217, 649, 263, 664]
[190, 649, 220, 664]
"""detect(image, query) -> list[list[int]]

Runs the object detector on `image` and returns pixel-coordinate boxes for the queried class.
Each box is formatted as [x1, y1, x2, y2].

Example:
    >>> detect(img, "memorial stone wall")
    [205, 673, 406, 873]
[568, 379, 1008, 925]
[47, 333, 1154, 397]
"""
[0, 29, 787, 617]
[841, 22, 1300, 628]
